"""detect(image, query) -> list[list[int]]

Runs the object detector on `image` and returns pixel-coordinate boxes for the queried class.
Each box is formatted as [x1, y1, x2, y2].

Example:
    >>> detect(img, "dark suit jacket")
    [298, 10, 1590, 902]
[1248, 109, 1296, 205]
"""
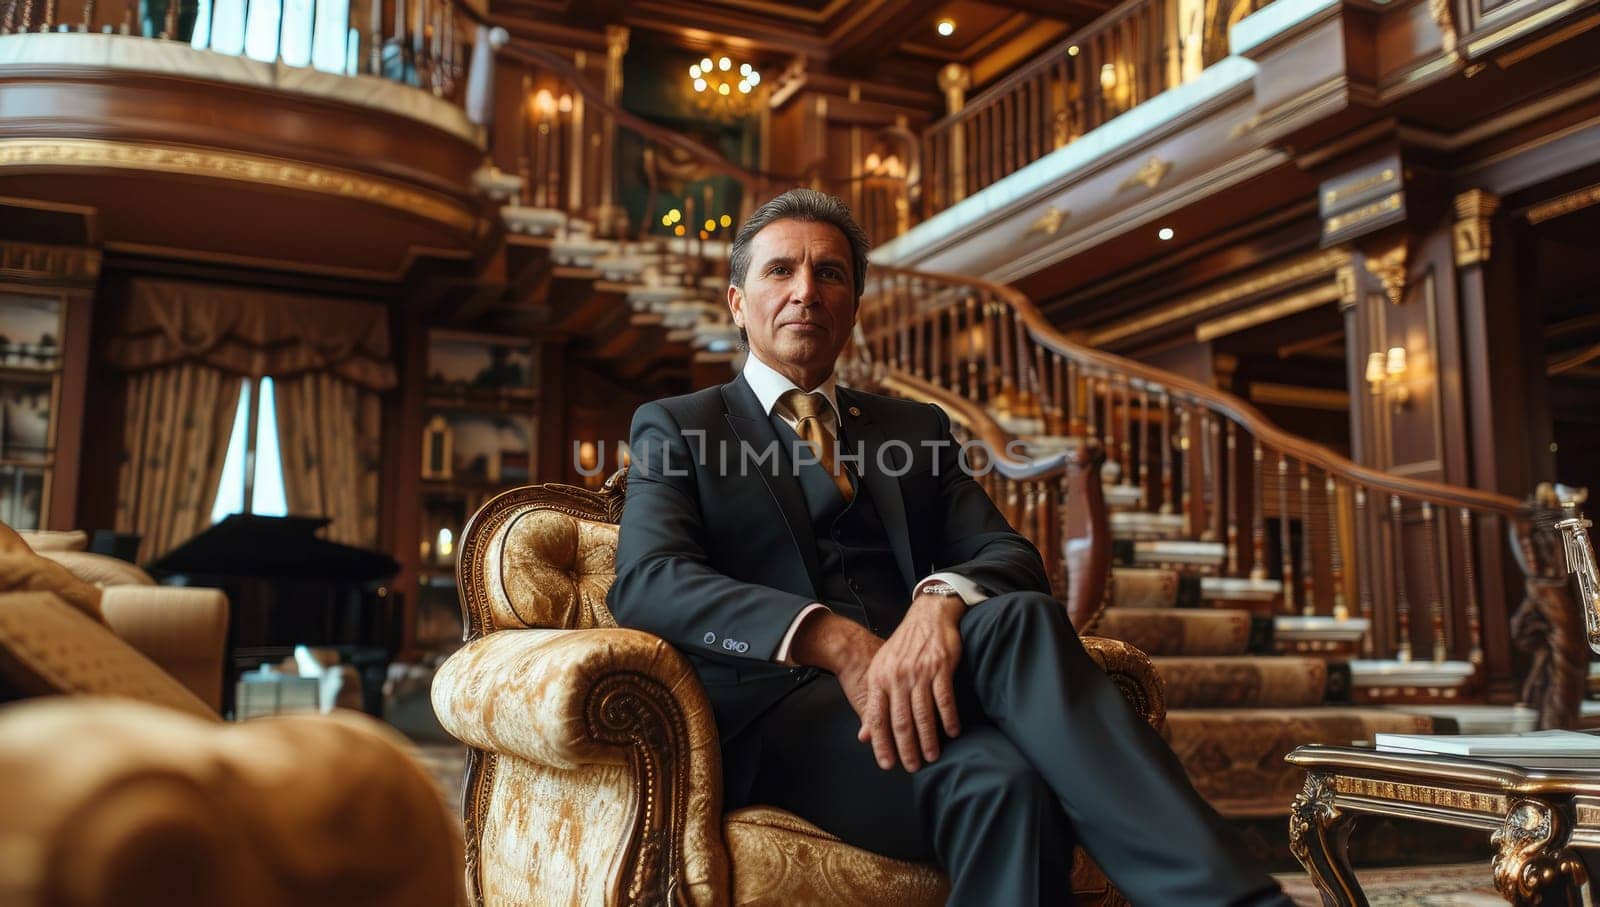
[606, 373, 1049, 744]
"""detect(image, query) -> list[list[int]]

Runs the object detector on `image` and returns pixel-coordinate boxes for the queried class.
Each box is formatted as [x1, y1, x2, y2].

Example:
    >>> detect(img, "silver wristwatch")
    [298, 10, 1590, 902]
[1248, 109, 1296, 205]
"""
[920, 581, 961, 598]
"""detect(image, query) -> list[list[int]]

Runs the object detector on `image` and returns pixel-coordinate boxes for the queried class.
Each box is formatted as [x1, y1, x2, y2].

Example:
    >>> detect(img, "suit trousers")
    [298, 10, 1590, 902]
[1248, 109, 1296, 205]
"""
[738, 591, 1281, 907]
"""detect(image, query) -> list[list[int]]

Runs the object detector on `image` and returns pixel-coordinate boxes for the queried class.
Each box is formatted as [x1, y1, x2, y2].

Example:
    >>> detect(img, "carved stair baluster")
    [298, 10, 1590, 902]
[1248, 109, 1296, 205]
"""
[1209, 416, 1224, 546]
[1178, 405, 1192, 536]
[986, 300, 1001, 404]
[1121, 377, 1134, 492]
[1461, 507, 1483, 665]
[1356, 488, 1375, 655]
[1160, 393, 1173, 515]
[1392, 494, 1413, 662]
[1423, 501, 1449, 663]
[1251, 438, 1265, 581]
[964, 293, 980, 403]
[1327, 476, 1347, 620]
[1279, 454, 1295, 613]
[1301, 466, 1316, 616]
[1226, 420, 1238, 575]
[999, 305, 1015, 412]
[1139, 385, 1151, 508]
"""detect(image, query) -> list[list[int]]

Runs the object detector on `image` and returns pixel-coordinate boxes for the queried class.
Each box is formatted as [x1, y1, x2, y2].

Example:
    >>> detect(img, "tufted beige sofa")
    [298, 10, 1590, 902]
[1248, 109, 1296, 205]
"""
[431, 474, 1166, 906]
[18, 529, 231, 710]
[0, 523, 466, 907]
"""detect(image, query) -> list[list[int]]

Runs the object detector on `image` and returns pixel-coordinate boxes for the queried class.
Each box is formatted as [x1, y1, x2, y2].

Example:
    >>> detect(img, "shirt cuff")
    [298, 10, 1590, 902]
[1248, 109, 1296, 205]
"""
[915, 572, 988, 606]
[774, 602, 830, 665]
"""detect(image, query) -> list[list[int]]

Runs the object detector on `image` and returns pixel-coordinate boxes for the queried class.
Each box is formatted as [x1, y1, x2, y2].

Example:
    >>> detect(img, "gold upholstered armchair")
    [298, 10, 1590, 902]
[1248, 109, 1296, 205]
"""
[431, 475, 1167, 907]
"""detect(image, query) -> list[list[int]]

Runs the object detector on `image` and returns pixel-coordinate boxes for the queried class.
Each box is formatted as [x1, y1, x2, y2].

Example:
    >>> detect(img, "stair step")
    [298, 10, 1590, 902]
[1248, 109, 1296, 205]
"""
[1348, 659, 1477, 703]
[1119, 539, 1226, 568]
[1111, 511, 1187, 539]
[1200, 576, 1283, 603]
[1093, 608, 1253, 656]
[1103, 484, 1144, 509]
[1273, 615, 1369, 655]
[1152, 656, 1332, 709]
[1164, 707, 1436, 817]
[1107, 567, 1182, 608]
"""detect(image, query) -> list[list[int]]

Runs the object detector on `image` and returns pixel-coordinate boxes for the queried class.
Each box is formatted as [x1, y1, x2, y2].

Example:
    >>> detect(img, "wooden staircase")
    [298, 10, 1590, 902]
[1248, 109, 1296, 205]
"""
[842, 266, 1572, 819]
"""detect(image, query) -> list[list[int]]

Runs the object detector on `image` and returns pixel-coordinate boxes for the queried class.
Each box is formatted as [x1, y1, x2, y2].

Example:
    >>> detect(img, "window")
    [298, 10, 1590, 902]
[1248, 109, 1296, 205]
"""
[211, 376, 289, 523]
[192, 0, 355, 74]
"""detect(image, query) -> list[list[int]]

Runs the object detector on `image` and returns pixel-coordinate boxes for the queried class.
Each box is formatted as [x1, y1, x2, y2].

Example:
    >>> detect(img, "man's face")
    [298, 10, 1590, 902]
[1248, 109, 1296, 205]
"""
[728, 218, 858, 387]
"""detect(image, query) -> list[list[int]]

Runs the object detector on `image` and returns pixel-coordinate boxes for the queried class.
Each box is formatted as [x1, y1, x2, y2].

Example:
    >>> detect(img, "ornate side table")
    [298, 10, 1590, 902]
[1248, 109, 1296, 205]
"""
[1286, 744, 1600, 906]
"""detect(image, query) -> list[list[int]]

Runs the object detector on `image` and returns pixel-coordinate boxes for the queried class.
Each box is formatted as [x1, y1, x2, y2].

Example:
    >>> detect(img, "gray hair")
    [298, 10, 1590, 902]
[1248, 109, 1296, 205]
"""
[728, 189, 871, 299]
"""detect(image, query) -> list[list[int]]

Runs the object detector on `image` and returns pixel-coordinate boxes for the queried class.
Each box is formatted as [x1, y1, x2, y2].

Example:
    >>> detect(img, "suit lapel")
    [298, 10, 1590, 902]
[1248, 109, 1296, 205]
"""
[838, 387, 918, 590]
[721, 376, 822, 597]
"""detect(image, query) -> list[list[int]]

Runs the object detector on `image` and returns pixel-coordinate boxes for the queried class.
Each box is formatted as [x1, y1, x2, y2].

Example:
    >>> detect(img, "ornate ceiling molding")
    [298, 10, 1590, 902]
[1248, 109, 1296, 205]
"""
[0, 138, 477, 233]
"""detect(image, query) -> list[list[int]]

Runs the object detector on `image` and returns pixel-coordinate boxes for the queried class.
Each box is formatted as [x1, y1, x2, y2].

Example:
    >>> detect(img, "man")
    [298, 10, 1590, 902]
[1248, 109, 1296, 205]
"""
[608, 189, 1289, 906]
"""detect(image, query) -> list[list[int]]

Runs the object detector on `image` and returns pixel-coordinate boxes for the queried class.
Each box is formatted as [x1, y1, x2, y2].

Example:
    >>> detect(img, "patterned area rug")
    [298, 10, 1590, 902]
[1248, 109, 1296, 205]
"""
[1277, 863, 1502, 905]
[410, 740, 1504, 904]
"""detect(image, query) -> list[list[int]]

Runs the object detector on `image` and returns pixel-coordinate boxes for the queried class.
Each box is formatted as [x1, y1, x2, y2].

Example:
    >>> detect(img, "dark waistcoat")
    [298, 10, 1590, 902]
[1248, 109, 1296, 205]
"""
[769, 414, 910, 635]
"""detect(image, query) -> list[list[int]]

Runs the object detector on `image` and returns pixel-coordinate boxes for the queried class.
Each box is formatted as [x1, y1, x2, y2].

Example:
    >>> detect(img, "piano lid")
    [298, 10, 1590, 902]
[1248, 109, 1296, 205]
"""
[149, 514, 399, 582]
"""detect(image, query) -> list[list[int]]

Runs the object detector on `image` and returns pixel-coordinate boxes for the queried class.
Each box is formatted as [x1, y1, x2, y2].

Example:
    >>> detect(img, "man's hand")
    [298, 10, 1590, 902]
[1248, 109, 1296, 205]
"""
[789, 609, 884, 725]
[858, 592, 965, 772]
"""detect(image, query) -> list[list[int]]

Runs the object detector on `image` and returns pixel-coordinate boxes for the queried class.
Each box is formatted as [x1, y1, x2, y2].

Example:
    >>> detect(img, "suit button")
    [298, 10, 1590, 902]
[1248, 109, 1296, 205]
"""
[848, 579, 861, 592]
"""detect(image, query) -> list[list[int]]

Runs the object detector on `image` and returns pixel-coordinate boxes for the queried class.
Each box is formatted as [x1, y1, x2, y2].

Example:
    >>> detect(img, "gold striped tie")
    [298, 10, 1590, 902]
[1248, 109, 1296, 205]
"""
[782, 389, 854, 503]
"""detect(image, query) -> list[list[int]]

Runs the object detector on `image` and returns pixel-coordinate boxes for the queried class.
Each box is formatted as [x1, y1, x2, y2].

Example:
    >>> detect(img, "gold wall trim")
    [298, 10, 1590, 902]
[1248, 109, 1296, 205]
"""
[1453, 189, 1500, 266]
[1527, 180, 1600, 224]
[1249, 382, 1352, 410]
[1195, 283, 1343, 342]
[1333, 775, 1507, 813]
[1323, 191, 1403, 238]
[0, 139, 476, 232]
[1088, 248, 1351, 347]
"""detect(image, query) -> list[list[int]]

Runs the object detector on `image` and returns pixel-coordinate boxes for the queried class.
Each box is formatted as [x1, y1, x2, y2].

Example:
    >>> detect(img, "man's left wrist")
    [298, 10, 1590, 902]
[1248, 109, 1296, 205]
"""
[918, 581, 961, 599]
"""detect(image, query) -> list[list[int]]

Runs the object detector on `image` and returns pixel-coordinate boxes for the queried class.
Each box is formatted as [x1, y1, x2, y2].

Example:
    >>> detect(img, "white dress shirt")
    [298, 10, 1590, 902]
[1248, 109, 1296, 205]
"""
[739, 352, 989, 664]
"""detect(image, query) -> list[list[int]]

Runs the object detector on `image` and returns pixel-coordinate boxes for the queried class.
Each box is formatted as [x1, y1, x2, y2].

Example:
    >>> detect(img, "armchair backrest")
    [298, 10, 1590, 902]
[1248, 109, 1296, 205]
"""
[457, 472, 629, 639]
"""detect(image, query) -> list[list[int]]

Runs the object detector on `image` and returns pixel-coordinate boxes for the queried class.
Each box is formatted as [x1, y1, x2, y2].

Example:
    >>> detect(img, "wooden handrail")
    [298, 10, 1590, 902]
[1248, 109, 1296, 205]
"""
[874, 264, 1525, 517]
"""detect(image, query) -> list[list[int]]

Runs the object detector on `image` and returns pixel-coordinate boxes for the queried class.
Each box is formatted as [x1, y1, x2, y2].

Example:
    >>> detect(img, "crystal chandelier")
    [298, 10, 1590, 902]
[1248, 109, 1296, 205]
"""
[688, 55, 762, 120]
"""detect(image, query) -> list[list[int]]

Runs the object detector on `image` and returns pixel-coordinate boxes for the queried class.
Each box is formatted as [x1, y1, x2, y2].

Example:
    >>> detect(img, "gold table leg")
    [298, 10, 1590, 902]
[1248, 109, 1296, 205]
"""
[1491, 799, 1586, 907]
[1289, 773, 1367, 907]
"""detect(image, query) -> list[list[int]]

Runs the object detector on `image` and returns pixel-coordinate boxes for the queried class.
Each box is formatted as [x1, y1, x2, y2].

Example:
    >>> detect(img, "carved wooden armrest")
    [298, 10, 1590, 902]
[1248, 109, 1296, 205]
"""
[1082, 636, 1166, 730]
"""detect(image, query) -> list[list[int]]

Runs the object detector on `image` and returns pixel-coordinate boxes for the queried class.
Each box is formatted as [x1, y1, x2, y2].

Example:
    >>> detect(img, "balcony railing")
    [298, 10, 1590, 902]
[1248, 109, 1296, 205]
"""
[919, 0, 1270, 220]
[1, 0, 485, 107]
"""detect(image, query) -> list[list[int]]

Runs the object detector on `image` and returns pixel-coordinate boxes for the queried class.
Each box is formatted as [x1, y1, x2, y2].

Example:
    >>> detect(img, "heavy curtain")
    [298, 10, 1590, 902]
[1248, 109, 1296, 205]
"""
[108, 279, 396, 558]
[114, 364, 243, 562]
[273, 372, 383, 548]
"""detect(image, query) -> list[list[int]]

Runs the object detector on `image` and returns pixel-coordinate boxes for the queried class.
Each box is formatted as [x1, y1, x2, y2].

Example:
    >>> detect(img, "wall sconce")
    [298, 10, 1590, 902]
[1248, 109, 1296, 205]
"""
[1365, 346, 1410, 408]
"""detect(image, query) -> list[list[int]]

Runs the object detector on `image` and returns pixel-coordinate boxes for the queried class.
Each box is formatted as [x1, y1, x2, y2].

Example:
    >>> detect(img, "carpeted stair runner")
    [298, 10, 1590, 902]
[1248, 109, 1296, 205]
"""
[1093, 608, 1252, 656]
[1163, 708, 1434, 817]
[1152, 656, 1331, 709]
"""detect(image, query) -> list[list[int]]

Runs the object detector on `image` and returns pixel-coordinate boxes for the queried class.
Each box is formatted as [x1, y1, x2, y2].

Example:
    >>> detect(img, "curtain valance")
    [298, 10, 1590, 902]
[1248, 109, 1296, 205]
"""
[105, 279, 397, 391]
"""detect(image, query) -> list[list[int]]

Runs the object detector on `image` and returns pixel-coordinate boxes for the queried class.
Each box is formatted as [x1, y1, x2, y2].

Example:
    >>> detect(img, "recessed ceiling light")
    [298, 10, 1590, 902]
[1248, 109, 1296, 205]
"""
[1158, 227, 1175, 241]
[936, 18, 956, 37]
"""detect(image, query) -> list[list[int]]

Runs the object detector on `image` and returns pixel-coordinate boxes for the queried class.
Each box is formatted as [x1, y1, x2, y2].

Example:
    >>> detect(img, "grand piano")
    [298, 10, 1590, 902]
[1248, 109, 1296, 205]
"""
[149, 514, 402, 716]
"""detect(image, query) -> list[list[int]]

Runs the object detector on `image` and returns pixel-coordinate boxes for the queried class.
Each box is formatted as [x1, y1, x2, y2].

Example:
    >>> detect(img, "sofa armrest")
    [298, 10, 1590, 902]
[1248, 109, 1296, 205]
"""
[1082, 635, 1166, 731]
[0, 697, 463, 907]
[431, 627, 730, 906]
[100, 586, 228, 713]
